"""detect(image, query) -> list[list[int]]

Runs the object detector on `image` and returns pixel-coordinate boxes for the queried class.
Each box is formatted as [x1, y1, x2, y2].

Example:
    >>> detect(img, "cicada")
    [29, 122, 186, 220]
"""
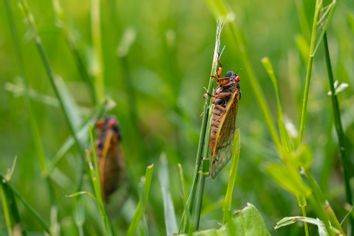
[95, 117, 125, 201]
[209, 63, 241, 178]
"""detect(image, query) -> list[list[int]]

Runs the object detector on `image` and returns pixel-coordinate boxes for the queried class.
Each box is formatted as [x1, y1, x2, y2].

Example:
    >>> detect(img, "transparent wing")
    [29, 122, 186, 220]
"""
[211, 90, 240, 178]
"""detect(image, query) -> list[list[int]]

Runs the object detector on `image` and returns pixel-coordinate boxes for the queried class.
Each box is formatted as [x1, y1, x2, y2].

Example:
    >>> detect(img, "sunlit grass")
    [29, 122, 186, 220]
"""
[0, 0, 353, 235]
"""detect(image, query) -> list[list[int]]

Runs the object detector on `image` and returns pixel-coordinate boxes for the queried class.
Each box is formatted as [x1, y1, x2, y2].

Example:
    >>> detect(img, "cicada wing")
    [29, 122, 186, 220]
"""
[211, 90, 240, 178]
[98, 129, 125, 201]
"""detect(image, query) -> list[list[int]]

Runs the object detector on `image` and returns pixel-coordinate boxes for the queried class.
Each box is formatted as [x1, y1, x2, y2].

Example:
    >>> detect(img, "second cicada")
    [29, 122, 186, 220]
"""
[209, 63, 241, 178]
[95, 117, 126, 202]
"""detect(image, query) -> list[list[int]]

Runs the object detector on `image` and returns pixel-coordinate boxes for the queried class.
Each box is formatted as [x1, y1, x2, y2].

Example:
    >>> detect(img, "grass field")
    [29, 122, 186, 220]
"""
[0, 0, 353, 235]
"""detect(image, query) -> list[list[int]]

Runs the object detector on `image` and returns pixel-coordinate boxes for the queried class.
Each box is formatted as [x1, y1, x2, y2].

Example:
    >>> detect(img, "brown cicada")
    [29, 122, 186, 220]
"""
[95, 117, 125, 201]
[209, 63, 241, 178]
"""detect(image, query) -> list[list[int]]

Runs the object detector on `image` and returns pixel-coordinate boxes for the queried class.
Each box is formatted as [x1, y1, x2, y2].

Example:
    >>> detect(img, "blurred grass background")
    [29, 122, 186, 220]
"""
[0, 0, 353, 235]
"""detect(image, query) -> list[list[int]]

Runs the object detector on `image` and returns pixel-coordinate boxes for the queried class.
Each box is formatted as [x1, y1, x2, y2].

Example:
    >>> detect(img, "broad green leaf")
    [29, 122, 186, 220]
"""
[177, 204, 270, 236]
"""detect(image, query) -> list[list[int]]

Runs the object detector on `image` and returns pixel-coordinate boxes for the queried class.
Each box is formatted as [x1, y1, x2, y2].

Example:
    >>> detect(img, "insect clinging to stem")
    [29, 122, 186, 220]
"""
[209, 59, 241, 178]
[95, 117, 126, 202]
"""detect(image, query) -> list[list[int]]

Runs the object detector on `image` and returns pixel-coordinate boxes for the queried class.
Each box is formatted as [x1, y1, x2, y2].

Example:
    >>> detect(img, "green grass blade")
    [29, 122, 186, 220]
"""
[18, 0, 84, 155]
[1, 161, 49, 234]
[191, 158, 209, 231]
[205, 0, 282, 153]
[51, 0, 96, 104]
[275, 216, 334, 236]
[180, 20, 223, 233]
[304, 171, 343, 235]
[158, 154, 178, 236]
[323, 32, 353, 233]
[4, 0, 48, 176]
[47, 98, 115, 175]
[294, 0, 310, 37]
[298, 0, 323, 143]
[178, 164, 187, 206]
[73, 198, 85, 236]
[313, 1, 336, 54]
[91, 0, 105, 103]
[0, 176, 26, 235]
[266, 163, 310, 197]
[261, 57, 291, 151]
[295, 35, 309, 63]
[177, 163, 189, 232]
[87, 127, 114, 236]
[54, 76, 82, 130]
[222, 129, 240, 224]
[0, 180, 14, 235]
[10, 187, 50, 233]
[127, 164, 154, 236]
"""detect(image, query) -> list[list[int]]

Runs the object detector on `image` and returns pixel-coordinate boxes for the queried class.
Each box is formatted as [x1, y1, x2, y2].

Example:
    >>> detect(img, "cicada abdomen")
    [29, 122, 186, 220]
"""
[209, 66, 241, 178]
[95, 117, 125, 201]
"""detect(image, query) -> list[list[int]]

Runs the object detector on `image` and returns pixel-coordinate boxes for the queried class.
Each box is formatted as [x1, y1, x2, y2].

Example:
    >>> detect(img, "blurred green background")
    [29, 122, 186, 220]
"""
[0, 0, 353, 235]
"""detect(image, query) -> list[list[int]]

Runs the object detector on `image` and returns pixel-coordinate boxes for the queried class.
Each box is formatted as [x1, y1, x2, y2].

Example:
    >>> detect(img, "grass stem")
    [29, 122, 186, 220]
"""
[91, 0, 105, 103]
[180, 20, 223, 232]
[323, 32, 353, 233]
[298, 0, 322, 143]
[18, 0, 84, 154]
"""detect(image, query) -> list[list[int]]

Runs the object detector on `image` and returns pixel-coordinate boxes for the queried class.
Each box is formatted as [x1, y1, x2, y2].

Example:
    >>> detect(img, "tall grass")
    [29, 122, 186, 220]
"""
[0, 0, 353, 235]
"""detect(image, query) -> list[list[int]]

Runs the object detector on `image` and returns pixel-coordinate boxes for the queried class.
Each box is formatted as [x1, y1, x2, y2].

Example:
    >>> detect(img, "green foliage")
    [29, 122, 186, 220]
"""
[0, 0, 353, 235]
[178, 204, 270, 236]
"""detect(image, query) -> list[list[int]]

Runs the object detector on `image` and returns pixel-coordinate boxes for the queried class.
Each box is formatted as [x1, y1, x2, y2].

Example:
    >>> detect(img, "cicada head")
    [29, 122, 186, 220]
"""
[96, 117, 122, 147]
[224, 71, 240, 87]
[216, 70, 240, 89]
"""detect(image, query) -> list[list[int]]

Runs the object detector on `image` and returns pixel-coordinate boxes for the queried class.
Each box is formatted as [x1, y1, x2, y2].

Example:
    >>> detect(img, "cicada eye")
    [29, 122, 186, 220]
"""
[107, 118, 117, 128]
[225, 71, 234, 79]
[235, 75, 240, 82]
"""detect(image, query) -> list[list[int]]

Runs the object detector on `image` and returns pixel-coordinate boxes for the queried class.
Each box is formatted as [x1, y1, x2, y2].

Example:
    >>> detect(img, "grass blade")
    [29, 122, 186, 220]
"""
[54, 76, 82, 131]
[261, 57, 292, 151]
[51, 0, 96, 104]
[205, 0, 282, 153]
[127, 164, 154, 236]
[10, 187, 50, 233]
[87, 127, 114, 236]
[47, 98, 115, 175]
[222, 129, 240, 224]
[158, 154, 178, 236]
[298, 0, 323, 143]
[91, 0, 105, 103]
[0, 175, 26, 235]
[180, 20, 223, 233]
[1, 160, 49, 234]
[18, 0, 84, 155]
[323, 32, 353, 233]
[275, 216, 342, 236]
[4, 0, 48, 176]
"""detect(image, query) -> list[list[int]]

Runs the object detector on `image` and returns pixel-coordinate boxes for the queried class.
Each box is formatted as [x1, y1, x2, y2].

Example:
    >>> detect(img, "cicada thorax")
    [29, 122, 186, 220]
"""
[95, 117, 125, 202]
[209, 69, 241, 178]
